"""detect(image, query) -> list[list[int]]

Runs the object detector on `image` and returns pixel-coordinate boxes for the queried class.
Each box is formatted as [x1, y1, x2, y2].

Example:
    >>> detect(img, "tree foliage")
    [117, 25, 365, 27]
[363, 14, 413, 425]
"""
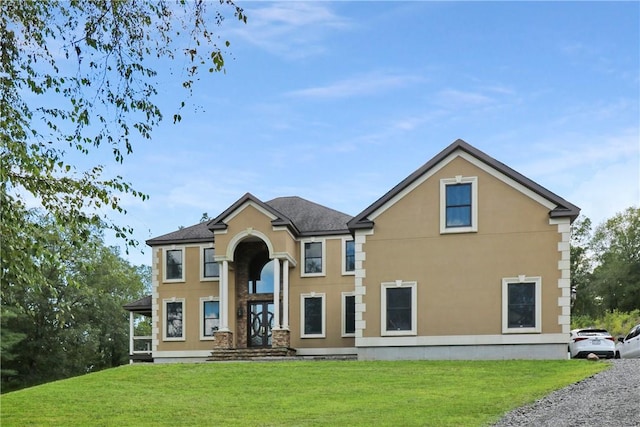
[1, 215, 148, 392]
[1, 0, 246, 297]
[571, 207, 640, 317]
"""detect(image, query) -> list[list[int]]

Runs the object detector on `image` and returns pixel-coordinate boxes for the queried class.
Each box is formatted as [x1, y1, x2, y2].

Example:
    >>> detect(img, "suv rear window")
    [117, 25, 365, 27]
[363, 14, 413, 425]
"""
[577, 329, 609, 336]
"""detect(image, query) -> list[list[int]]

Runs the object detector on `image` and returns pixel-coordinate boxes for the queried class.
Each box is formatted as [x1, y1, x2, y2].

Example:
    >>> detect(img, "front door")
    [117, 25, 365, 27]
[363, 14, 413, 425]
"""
[248, 302, 274, 347]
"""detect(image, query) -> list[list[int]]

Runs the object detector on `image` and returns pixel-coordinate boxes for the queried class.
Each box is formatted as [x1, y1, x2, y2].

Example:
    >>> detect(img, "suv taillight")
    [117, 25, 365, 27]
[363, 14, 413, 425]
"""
[573, 337, 589, 342]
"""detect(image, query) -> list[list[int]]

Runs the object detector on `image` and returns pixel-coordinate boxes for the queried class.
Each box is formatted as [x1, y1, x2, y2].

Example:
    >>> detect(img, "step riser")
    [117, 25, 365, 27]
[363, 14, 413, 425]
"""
[208, 348, 297, 361]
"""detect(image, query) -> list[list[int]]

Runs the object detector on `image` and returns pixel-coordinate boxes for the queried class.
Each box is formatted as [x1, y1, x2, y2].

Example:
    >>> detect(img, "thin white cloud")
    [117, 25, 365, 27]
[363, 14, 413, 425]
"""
[286, 72, 425, 99]
[522, 128, 639, 178]
[435, 89, 495, 108]
[232, 2, 352, 59]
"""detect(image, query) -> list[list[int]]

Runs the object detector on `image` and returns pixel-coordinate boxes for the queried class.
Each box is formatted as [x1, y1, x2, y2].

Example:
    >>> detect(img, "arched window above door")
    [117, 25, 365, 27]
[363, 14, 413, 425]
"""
[249, 259, 274, 294]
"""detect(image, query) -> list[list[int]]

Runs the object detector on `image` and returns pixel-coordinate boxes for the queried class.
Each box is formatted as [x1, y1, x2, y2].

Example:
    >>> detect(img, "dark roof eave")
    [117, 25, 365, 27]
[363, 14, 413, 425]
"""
[298, 228, 352, 237]
[208, 221, 228, 232]
[347, 219, 374, 232]
[271, 218, 301, 236]
[550, 207, 581, 222]
[146, 236, 213, 246]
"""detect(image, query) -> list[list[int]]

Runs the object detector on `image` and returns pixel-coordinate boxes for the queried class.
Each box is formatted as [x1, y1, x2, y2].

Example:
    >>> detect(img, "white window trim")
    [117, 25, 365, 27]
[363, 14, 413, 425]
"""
[342, 292, 356, 337]
[163, 298, 186, 341]
[381, 281, 417, 336]
[440, 176, 478, 234]
[300, 239, 326, 277]
[199, 297, 219, 340]
[300, 292, 326, 338]
[341, 237, 356, 276]
[200, 245, 220, 282]
[502, 276, 542, 334]
[163, 246, 185, 283]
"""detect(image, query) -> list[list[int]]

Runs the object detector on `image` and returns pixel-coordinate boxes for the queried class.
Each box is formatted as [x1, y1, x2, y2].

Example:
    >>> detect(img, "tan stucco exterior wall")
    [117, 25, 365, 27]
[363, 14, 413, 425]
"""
[155, 245, 222, 352]
[360, 156, 562, 338]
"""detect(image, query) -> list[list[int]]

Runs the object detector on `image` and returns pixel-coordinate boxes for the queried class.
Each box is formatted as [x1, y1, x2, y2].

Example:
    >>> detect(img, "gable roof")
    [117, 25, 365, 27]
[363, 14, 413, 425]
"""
[348, 139, 580, 231]
[146, 193, 352, 246]
[207, 193, 352, 237]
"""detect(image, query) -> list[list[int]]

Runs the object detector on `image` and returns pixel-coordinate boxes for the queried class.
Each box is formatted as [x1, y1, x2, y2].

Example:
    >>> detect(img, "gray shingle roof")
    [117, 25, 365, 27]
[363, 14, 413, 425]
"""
[146, 194, 353, 246]
[123, 295, 152, 314]
[145, 221, 213, 246]
[266, 196, 352, 235]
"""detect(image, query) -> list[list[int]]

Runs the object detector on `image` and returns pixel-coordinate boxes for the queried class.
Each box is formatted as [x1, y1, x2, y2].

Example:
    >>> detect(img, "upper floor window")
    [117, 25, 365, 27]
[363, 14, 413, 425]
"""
[381, 281, 417, 336]
[502, 276, 541, 334]
[440, 176, 478, 234]
[202, 247, 219, 280]
[343, 239, 355, 275]
[164, 248, 184, 282]
[302, 240, 325, 276]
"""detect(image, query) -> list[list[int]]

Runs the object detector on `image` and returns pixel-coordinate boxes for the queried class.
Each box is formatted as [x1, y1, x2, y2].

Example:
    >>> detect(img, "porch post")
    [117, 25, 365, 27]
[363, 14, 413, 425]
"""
[282, 259, 289, 330]
[220, 260, 229, 331]
[129, 311, 134, 364]
[273, 258, 281, 329]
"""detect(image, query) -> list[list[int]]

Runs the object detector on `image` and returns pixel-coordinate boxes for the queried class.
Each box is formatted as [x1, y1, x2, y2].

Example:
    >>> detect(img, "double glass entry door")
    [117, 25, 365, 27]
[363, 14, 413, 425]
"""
[248, 302, 274, 347]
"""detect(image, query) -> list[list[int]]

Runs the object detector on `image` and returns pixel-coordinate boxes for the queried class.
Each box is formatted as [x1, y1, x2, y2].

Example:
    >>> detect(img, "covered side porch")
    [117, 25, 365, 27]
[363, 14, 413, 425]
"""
[123, 295, 153, 363]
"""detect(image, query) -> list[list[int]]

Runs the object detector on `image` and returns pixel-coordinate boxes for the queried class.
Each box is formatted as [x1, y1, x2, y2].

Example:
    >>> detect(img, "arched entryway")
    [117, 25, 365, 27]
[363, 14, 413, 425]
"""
[247, 259, 276, 347]
[233, 240, 278, 349]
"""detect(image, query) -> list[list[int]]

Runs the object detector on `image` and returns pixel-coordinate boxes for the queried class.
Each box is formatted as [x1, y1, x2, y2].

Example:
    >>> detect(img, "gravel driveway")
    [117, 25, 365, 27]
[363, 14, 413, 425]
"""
[491, 359, 639, 427]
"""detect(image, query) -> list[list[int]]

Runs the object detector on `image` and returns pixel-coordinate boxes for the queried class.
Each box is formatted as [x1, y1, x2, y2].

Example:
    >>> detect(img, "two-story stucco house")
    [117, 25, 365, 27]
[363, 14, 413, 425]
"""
[126, 139, 579, 362]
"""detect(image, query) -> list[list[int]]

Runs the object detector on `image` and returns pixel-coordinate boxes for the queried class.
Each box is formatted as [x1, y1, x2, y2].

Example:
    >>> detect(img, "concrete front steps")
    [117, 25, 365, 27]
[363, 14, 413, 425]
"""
[207, 348, 357, 362]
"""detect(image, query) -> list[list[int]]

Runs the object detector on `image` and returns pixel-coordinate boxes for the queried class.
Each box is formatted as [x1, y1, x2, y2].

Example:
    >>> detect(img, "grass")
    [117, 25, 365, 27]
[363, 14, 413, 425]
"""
[1, 360, 607, 426]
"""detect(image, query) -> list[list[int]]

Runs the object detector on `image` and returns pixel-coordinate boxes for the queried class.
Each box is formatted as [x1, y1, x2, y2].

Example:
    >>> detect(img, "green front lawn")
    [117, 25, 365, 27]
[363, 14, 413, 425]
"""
[1, 360, 607, 426]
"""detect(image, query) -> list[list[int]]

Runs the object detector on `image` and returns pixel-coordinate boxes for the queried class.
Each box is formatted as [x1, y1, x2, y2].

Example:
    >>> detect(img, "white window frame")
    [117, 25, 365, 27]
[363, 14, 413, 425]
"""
[163, 247, 185, 283]
[199, 297, 220, 340]
[381, 281, 417, 336]
[341, 237, 356, 276]
[163, 298, 186, 341]
[200, 245, 220, 282]
[342, 292, 356, 337]
[300, 239, 326, 277]
[440, 176, 478, 234]
[502, 276, 542, 334]
[300, 292, 326, 338]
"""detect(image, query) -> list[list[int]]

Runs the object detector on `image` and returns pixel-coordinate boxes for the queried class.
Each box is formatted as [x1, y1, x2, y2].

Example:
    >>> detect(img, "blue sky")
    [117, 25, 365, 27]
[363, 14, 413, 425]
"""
[96, 1, 639, 266]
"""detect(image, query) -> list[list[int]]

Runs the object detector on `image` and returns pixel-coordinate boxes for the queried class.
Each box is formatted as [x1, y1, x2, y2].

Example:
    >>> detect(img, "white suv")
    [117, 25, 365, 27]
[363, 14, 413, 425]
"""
[615, 324, 640, 359]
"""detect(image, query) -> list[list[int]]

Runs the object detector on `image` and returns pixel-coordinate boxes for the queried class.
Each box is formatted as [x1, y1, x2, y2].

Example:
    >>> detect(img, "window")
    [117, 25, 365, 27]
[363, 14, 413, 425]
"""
[502, 276, 541, 334]
[446, 184, 472, 226]
[200, 298, 219, 339]
[301, 293, 325, 338]
[202, 248, 219, 279]
[163, 299, 185, 340]
[164, 248, 184, 281]
[440, 176, 478, 233]
[249, 259, 274, 294]
[381, 281, 417, 336]
[343, 239, 355, 275]
[342, 292, 356, 336]
[302, 240, 324, 276]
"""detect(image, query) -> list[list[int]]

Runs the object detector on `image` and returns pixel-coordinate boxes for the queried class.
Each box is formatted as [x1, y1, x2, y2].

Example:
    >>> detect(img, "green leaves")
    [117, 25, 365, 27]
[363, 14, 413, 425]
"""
[571, 208, 640, 316]
[1, 216, 148, 392]
[1, 0, 246, 293]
